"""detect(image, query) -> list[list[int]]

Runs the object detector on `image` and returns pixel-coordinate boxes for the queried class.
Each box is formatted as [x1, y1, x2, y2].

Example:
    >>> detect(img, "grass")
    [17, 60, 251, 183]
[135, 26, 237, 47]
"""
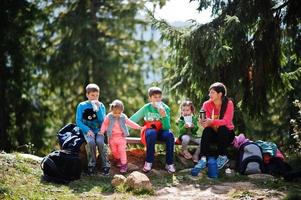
[1, 151, 301, 200]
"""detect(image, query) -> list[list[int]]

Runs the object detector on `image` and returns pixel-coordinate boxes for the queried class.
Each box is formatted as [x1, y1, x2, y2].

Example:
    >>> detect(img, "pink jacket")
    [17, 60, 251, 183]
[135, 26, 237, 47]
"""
[202, 99, 235, 130]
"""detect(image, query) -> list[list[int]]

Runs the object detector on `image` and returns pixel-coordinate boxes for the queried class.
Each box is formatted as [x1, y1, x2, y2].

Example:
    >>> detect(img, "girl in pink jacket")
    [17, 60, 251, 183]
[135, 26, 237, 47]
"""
[100, 100, 141, 173]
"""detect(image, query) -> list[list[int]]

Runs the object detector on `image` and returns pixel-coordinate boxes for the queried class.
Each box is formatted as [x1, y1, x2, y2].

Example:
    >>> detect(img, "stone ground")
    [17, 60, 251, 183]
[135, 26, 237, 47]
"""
[13, 149, 295, 200]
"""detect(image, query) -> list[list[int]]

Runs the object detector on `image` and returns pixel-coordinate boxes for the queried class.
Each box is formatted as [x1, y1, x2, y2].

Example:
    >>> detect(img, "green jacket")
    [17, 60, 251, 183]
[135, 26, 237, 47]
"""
[130, 102, 171, 130]
[176, 115, 199, 136]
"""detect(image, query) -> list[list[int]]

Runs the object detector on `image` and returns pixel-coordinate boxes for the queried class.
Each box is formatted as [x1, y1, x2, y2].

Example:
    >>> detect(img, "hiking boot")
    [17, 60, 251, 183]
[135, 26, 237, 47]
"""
[191, 159, 206, 176]
[143, 162, 152, 173]
[120, 164, 128, 173]
[102, 167, 110, 176]
[216, 155, 229, 169]
[165, 164, 176, 174]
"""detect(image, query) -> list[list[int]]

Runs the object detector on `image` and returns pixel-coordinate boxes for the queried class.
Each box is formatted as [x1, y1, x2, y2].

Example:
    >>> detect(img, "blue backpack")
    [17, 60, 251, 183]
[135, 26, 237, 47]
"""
[237, 142, 264, 175]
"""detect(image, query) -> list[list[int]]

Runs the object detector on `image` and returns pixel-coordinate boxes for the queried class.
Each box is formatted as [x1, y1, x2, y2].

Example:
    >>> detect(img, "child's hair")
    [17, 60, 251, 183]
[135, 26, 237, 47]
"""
[180, 100, 195, 114]
[148, 86, 162, 97]
[85, 83, 100, 93]
[209, 82, 229, 119]
[110, 99, 124, 111]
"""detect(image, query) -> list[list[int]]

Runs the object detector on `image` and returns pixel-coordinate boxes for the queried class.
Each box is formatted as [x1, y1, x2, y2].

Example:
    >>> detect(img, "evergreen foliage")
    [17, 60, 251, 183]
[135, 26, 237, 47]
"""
[150, 0, 301, 143]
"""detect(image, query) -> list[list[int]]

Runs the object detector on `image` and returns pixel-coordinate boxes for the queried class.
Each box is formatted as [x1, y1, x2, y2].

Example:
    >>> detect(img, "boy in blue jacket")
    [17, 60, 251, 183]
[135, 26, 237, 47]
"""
[76, 83, 110, 175]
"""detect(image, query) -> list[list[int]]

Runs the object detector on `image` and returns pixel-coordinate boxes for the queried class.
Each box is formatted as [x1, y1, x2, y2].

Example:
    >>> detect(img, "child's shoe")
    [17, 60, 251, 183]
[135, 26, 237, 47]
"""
[165, 164, 176, 173]
[191, 159, 206, 176]
[143, 162, 152, 173]
[181, 150, 192, 159]
[120, 164, 128, 173]
[102, 167, 110, 176]
[216, 155, 229, 169]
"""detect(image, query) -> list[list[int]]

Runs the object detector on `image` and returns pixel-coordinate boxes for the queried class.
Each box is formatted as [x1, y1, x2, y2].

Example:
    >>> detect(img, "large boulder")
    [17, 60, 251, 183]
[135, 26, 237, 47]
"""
[111, 174, 126, 187]
[125, 171, 152, 191]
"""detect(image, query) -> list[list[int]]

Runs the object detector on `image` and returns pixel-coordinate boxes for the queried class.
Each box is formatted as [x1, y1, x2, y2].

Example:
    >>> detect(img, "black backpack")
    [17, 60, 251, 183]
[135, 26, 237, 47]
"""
[237, 142, 264, 175]
[41, 150, 82, 184]
[57, 123, 85, 152]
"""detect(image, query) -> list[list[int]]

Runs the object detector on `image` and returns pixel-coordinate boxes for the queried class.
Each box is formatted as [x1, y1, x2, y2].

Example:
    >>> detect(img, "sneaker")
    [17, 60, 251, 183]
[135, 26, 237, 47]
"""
[143, 162, 152, 173]
[216, 155, 229, 169]
[191, 159, 206, 176]
[165, 164, 176, 173]
[102, 167, 110, 176]
[120, 164, 128, 173]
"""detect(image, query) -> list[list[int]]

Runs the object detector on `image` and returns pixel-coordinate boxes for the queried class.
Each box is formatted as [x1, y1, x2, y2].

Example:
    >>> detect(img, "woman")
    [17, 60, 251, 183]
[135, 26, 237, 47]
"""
[191, 82, 235, 176]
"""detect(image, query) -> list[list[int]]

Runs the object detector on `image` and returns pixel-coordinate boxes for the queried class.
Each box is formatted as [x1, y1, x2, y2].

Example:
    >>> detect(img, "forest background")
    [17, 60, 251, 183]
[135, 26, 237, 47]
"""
[1, 0, 300, 156]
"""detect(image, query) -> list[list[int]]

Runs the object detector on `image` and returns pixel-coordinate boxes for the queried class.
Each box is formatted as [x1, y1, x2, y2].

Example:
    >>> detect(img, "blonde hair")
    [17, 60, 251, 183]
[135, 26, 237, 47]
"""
[180, 100, 195, 113]
[109, 99, 124, 111]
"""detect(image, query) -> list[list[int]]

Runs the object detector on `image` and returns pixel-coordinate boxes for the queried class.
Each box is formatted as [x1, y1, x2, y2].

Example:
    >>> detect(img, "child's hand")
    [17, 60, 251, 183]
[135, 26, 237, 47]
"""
[184, 123, 190, 128]
[158, 107, 166, 117]
[98, 131, 104, 135]
[87, 130, 95, 138]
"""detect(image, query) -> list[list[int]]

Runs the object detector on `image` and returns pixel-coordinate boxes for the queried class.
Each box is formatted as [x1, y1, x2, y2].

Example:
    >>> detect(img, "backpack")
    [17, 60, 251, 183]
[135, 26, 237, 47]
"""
[237, 142, 264, 175]
[57, 123, 85, 152]
[41, 150, 82, 184]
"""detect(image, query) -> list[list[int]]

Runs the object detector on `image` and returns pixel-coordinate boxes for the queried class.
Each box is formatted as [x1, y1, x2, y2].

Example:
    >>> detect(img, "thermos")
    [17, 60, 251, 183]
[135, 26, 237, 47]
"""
[207, 156, 218, 178]
[200, 109, 206, 120]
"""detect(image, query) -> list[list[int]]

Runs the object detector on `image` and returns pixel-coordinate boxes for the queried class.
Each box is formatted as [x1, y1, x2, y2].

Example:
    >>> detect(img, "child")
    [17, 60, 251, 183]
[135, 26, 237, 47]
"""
[176, 100, 200, 162]
[100, 99, 141, 173]
[76, 83, 110, 175]
[130, 87, 176, 173]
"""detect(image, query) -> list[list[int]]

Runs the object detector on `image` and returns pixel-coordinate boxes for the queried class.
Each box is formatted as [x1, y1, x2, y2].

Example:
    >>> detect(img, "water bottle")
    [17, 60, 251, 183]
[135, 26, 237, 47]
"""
[207, 156, 218, 178]
[200, 109, 206, 120]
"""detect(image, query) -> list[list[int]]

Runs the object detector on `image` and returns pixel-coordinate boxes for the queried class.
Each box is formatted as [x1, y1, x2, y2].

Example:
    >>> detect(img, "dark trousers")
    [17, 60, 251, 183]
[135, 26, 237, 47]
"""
[145, 129, 174, 165]
[200, 126, 235, 157]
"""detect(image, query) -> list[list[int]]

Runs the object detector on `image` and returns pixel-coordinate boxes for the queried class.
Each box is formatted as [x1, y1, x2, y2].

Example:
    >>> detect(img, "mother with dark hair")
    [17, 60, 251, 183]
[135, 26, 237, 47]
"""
[191, 82, 235, 176]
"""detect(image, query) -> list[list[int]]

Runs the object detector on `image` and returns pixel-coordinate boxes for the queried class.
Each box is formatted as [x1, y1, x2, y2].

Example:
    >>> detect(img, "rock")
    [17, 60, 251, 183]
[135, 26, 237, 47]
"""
[111, 174, 126, 187]
[222, 182, 256, 190]
[178, 168, 192, 173]
[156, 187, 179, 196]
[17, 153, 43, 162]
[126, 171, 152, 191]
[248, 174, 274, 180]
[151, 169, 167, 176]
[127, 163, 139, 172]
[211, 185, 233, 194]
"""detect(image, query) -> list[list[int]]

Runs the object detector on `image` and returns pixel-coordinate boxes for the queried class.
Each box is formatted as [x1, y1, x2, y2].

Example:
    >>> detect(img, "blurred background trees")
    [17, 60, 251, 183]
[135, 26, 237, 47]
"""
[1, 0, 300, 155]
[0, 0, 166, 154]
[151, 0, 301, 152]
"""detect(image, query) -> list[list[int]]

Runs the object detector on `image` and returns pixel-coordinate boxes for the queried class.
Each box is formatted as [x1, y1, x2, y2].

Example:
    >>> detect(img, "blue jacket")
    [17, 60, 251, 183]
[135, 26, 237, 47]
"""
[76, 101, 106, 135]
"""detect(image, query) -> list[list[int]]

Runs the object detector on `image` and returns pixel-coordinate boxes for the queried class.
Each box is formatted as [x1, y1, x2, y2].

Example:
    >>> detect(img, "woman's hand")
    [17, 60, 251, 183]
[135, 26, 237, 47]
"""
[199, 118, 213, 128]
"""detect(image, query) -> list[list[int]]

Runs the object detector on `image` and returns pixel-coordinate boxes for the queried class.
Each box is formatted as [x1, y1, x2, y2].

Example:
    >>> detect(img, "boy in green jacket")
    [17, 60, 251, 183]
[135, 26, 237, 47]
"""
[130, 87, 175, 173]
